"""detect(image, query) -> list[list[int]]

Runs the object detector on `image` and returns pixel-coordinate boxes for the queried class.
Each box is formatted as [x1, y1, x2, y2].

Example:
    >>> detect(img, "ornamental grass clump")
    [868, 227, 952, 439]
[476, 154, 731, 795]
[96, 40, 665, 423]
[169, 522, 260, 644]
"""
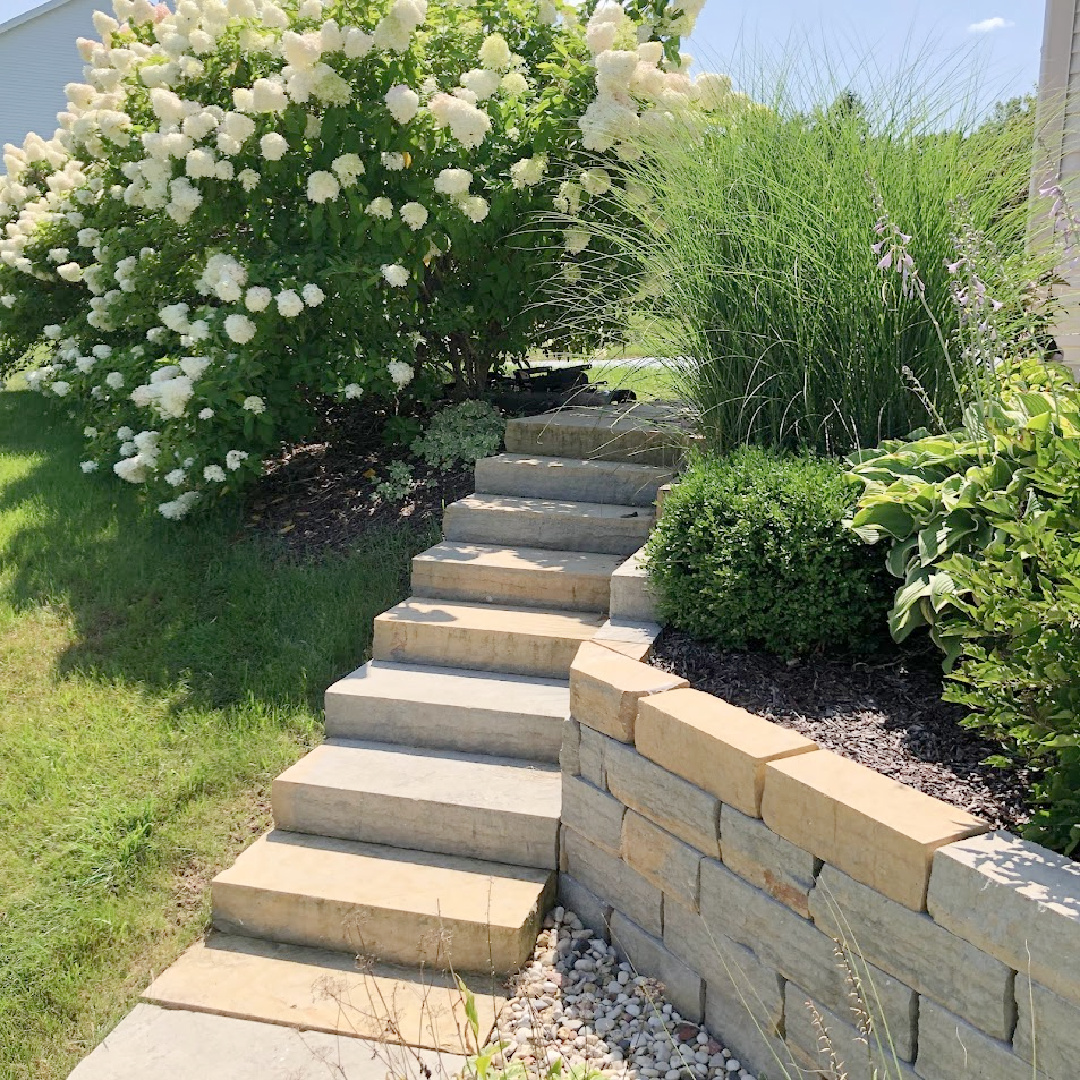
[553, 54, 1050, 455]
[0, 0, 736, 518]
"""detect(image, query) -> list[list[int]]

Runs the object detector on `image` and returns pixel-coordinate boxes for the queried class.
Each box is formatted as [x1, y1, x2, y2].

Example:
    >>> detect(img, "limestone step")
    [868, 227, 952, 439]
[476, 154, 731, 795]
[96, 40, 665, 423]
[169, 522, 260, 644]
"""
[609, 547, 659, 622]
[212, 830, 554, 973]
[475, 453, 675, 507]
[412, 541, 620, 611]
[143, 933, 505, 1053]
[443, 494, 653, 556]
[372, 597, 604, 679]
[504, 406, 692, 467]
[272, 741, 561, 869]
[325, 661, 568, 763]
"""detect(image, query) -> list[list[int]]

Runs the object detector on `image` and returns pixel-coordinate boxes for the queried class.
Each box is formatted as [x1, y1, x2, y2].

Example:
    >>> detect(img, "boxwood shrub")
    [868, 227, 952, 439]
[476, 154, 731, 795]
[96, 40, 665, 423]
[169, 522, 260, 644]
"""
[644, 449, 892, 656]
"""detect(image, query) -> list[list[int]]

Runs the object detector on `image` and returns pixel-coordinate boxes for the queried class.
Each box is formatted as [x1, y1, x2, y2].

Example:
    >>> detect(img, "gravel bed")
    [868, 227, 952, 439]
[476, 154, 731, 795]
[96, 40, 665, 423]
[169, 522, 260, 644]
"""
[650, 629, 1032, 832]
[493, 907, 756, 1080]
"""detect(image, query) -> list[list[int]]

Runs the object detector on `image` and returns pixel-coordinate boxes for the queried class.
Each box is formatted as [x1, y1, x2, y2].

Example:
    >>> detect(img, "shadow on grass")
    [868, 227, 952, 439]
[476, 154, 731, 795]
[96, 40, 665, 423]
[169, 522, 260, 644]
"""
[0, 389, 438, 716]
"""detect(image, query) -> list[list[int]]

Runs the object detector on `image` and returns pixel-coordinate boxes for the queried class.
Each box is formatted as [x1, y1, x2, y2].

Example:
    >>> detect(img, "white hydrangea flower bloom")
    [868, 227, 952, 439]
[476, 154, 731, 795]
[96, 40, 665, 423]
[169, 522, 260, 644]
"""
[225, 313, 256, 342]
[199, 407, 215, 420]
[479, 32, 511, 70]
[366, 196, 393, 219]
[204, 464, 226, 481]
[245, 286, 272, 312]
[400, 202, 428, 230]
[80, 460, 98, 473]
[380, 263, 409, 287]
[260, 132, 288, 160]
[564, 228, 589, 254]
[226, 449, 249, 470]
[276, 289, 304, 316]
[380, 152, 406, 171]
[384, 84, 420, 123]
[238, 168, 260, 191]
[306, 170, 340, 203]
[344, 382, 363, 399]
[462, 195, 489, 222]
[242, 395, 265, 414]
[331, 154, 364, 186]
[434, 168, 471, 197]
[302, 283, 325, 306]
[388, 360, 414, 387]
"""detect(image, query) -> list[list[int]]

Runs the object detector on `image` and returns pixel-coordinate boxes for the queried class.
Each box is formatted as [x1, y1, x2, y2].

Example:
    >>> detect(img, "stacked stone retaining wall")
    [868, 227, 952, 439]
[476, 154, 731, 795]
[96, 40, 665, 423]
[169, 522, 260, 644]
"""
[559, 641, 1080, 1080]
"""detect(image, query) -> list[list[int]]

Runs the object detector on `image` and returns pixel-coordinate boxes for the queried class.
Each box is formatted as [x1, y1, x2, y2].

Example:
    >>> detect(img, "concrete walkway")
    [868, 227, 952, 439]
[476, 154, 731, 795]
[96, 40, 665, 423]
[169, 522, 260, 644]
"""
[69, 406, 681, 1078]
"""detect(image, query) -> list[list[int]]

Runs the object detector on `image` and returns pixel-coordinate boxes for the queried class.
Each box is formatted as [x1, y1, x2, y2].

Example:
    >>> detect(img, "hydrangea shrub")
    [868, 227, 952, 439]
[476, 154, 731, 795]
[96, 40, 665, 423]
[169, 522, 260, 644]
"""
[0, 0, 727, 517]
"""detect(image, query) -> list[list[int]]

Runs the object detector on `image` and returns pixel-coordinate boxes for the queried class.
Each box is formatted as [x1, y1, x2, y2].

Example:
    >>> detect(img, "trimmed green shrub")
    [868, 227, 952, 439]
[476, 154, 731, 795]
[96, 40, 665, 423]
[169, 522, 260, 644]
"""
[644, 450, 892, 656]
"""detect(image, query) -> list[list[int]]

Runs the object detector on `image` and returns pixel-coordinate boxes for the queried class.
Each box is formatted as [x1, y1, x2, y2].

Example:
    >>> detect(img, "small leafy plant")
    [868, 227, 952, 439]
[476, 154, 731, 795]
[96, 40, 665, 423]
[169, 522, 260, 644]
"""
[645, 449, 893, 657]
[411, 399, 506, 470]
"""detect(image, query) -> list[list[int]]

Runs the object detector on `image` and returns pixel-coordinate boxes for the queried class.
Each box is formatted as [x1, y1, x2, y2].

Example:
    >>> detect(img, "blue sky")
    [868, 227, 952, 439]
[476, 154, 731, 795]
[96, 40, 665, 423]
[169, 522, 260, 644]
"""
[0, 0, 1046, 113]
[686, 2, 1044, 114]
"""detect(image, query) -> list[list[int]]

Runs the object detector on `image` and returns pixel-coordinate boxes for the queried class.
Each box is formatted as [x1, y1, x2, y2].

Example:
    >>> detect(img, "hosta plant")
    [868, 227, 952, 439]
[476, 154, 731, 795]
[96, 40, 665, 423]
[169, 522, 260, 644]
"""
[0, 0, 728, 518]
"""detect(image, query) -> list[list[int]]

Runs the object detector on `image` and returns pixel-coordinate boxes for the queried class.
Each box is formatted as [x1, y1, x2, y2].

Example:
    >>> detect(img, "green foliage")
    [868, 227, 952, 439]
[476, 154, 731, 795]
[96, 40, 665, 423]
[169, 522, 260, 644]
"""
[847, 360, 1080, 854]
[557, 56, 1053, 455]
[411, 398, 506, 469]
[644, 450, 892, 656]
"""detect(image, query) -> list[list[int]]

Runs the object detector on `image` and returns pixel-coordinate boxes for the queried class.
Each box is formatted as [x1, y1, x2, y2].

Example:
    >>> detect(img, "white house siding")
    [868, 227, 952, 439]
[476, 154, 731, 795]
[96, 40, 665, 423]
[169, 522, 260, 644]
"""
[0, 0, 100, 161]
[1035, 0, 1080, 370]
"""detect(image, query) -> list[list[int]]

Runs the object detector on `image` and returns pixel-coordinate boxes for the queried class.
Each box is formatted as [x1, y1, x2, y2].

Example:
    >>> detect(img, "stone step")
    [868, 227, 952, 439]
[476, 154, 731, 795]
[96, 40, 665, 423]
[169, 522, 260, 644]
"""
[325, 661, 568, 763]
[372, 597, 604, 679]
[475, 454, 675, 507]
[504, 406, 692, 467]
[412, 541, 620, 612]
[609, 547, 659, 622]
[273, 741, 561, 869]
[443, 494, 653, 556]
[212, 830, 554, 973]
[143, 933, 504, 1053]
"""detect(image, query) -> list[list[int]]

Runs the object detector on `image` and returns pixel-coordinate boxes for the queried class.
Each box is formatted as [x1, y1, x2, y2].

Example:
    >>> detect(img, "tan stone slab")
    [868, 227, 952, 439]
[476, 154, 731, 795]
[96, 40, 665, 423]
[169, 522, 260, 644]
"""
[411, 542, 619, 612]
[636, 688, 816, 817]
[373, 597, 604, 679]
[569, 641, 686, 742]
[143, 934, 504, 1054]
[762, 750, 987, 911]
[621, 810, 701, 910]
[211, 831, 554, 973]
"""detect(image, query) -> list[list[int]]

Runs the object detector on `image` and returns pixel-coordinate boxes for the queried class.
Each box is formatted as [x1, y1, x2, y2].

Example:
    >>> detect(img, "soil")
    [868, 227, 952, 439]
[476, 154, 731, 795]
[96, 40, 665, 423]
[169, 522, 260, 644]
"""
[241, 397, 474, 557]
[649, 628, 1033, 833]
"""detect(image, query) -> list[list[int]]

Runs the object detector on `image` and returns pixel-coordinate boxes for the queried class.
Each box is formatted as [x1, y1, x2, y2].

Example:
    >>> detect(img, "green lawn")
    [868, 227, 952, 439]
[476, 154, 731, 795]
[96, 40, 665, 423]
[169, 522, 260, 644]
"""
[0, 390, 434, 1079]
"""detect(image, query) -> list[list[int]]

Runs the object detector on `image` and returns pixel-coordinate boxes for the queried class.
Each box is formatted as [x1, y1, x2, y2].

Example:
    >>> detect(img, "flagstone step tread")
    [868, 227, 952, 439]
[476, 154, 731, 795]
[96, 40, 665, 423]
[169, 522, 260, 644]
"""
[411, 541, 621, 611]
[504, 407, 692, 467]
[273, 741, 561, 869]
[142, 933, 503, 1053]
[443, 494, 653, 556]
[475, 453, 675, 507]
[324, 661, 568, 763]
[212, 831, 554, 973]
[68, 1003, 460, 1080]
[372, 597, 605, 679]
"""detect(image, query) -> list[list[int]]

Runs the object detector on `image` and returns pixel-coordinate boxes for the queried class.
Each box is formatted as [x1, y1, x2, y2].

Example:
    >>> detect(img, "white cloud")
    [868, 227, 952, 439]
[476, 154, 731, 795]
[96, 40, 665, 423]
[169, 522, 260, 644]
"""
[968, 16, 1015, 33]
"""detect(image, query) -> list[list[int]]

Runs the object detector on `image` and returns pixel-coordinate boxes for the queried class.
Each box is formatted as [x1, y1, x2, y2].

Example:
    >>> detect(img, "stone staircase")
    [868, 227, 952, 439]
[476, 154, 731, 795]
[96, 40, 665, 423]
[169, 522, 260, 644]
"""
[138, 406, 681, 1057]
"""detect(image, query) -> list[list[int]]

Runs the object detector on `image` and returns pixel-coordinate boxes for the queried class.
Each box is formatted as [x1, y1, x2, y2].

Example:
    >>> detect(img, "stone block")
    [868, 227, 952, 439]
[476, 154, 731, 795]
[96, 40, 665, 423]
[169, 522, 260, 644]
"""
[561, 719, 581, 774]
[1015, 976, 1080, 1080]
[637, 688, 816, 817]
[604, 739, 720, 855]
[609, 548, 659, 622]
[783, 982, 918, 1080]
[926, 831, 1080, 1007]
[809, 865, 1015, 1039]
[762, 749, 987, 911]
[621, 810, 701, 910]
[699, 858, 917, 1060]
[609, 911, 704, 1022]
[916, 999, 1047, 1080]
[578, 725, 609, 789]
[562, 827, 663, 938]
[558, 874, 611, 940]
[720, 804, 817, 917]
[570, 641, 685, 742]
[562, 774, 625, 856]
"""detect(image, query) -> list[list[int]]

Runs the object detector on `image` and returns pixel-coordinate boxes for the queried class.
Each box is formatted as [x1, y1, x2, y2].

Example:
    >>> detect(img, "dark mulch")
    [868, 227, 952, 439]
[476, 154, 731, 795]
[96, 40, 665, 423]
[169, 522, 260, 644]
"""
[649, 628, 1033, 833]
[242, 398, 473, 557]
